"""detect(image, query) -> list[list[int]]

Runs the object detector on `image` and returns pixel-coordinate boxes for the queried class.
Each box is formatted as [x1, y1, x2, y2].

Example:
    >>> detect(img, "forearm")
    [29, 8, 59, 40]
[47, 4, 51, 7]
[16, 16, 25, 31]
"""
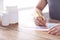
[36, 0, 47, 11]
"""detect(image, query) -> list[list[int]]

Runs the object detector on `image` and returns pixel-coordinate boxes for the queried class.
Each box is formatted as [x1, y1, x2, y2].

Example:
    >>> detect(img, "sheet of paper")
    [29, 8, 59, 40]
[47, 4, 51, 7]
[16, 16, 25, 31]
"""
[34, 23, 58, 31]
[21, 23, 58, 31]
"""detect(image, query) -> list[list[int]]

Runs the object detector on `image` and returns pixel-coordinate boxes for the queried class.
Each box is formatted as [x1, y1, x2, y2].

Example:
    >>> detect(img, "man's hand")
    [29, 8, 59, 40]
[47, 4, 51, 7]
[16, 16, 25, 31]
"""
[35, 17, 46, 26]
[48, 25, 60, 36]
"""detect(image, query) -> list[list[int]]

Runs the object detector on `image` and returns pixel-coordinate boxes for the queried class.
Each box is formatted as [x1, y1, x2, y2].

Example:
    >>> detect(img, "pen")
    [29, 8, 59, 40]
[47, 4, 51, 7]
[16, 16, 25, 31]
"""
[36, 8, 46, 27]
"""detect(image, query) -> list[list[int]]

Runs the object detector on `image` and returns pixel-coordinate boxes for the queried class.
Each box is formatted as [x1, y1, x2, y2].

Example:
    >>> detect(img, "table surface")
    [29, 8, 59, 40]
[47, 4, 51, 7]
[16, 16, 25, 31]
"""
[0, 19, 60, 40]
[0, 22, 60, 40]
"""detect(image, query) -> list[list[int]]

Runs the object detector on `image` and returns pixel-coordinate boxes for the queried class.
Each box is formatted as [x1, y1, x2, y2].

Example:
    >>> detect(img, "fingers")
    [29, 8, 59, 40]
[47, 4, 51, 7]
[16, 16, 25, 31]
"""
[56, 32, 60, 36]
[48, 25, 60, 35]
[48, 27, 56, 33]
[35, 17, 43, 26]
[35, 16, 46, 26]
[37, 16, 45, 22]
[37, 17, 46, 26]
[48, 28, 58, 35]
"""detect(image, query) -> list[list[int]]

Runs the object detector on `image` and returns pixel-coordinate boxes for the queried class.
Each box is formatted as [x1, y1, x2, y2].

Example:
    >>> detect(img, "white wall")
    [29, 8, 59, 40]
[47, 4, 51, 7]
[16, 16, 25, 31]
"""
[3, 0, 49, 13]
[0, 0, 3, 12]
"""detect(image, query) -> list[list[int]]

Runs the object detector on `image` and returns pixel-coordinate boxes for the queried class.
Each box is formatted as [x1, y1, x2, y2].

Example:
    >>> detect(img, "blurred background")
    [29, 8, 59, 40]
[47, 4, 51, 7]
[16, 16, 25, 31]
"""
[0, 0, 49, 27]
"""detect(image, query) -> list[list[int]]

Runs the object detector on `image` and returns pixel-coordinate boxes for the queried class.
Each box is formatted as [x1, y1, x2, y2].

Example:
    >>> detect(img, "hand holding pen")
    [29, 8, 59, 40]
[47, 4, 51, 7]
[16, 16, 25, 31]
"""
[35, 8, 46, 27]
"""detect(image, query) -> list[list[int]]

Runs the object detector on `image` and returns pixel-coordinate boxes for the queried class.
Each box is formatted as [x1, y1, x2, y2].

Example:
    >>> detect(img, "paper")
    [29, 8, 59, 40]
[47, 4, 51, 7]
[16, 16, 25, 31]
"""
[34, 23, 58, 31]
[22, 23, 58, 31]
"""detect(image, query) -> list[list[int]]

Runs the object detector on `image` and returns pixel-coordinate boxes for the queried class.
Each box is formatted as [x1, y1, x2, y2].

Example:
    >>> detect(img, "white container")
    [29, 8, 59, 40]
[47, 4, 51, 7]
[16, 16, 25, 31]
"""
[2, 13, 9, 26]
[6, 6, 18, 24]
[2, 6, 18, 26]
